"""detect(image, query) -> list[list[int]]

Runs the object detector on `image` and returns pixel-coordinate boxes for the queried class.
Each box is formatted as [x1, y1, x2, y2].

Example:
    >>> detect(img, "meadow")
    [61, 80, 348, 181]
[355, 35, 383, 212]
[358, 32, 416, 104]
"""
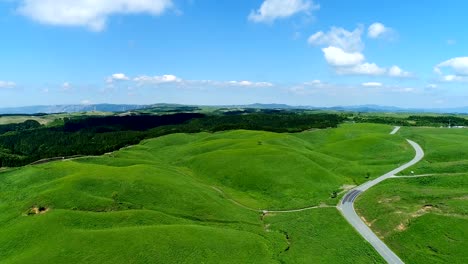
[355, 127, 468, 263]
[0, 123, 410, 263]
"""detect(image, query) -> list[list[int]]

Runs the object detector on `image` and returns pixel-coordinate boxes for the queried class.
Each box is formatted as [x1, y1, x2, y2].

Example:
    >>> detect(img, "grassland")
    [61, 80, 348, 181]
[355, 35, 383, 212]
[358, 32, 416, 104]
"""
[0, 123, 412, 263]
[356, 127, 468, 263]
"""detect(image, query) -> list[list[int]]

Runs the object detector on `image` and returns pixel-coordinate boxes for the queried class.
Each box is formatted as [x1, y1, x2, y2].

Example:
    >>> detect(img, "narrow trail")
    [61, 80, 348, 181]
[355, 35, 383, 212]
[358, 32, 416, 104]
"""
[391, 172, 466, 178]
[390, 126, 401, 135]
[211, 186, 334, 214]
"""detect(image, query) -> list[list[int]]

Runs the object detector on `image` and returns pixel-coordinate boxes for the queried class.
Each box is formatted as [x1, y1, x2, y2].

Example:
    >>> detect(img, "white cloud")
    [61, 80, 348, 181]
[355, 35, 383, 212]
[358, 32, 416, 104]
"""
[441, 75, 468, 82]
[130, 74, 274, 88]
[308, 26, 364, 52]
[107, 73, 130, 83]
[134, 74, 181, 85]
[322, 46, 365, 67]
[308, 26, 410, 77]
[306, 80, 322, 85]
[427, 84, 438, 89]
[249, 0, 319, 23]
[362, 82, 383, 87]
[337, 63, 386, 76]
[368, 22, 389, 39]
[392, 87, 415, 93]
[226, 81, 273, 87]
[18, 0, 173, 31]
[435, 57, 468, 76]
[81, 99, 92, 105]
[62, 82, 72, 90]
[0, 81, 16, 89]
[388, 66, 412, 78]
[434, 57, 468, 82]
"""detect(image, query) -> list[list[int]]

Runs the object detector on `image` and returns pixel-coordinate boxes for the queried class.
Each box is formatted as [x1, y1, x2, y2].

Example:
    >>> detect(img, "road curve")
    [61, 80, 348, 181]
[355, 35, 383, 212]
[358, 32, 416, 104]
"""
[338, 139, 425, 264]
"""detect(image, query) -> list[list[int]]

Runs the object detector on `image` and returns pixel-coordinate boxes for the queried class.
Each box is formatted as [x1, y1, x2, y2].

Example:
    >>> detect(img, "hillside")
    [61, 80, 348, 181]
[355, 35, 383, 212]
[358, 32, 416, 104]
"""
[0, 123, 411, 263]
[355, 127, 468, 263]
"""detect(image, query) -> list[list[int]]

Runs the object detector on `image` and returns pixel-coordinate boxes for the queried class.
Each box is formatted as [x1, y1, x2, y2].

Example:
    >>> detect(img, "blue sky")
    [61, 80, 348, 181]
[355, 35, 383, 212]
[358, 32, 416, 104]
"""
[0, 0, 467, 108]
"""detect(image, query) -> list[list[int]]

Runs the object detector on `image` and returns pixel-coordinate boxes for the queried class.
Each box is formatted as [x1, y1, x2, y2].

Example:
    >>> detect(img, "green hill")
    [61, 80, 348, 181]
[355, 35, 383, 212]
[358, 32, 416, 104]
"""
[356, 127, 468, 263]
[0, 123, 411, 263]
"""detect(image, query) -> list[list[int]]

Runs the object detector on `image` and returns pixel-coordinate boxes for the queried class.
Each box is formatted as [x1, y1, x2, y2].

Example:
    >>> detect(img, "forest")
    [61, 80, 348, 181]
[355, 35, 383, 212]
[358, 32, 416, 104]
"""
[0, 112, 344, 167]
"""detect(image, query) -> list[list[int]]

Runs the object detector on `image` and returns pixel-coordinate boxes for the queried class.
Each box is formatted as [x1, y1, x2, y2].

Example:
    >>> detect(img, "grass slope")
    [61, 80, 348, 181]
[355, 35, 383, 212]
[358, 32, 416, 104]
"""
[0, 123, 410, 263]
[356, 127, 468, 263]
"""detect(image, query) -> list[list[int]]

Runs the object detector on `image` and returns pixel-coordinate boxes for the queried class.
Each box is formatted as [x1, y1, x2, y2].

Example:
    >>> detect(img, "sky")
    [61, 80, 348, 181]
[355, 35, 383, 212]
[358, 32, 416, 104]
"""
[0, 0, 467, 108]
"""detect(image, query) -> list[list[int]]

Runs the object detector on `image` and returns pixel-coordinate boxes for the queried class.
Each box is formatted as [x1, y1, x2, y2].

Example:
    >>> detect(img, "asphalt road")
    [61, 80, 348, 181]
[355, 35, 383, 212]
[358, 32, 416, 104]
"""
[338, 139, 425, 264]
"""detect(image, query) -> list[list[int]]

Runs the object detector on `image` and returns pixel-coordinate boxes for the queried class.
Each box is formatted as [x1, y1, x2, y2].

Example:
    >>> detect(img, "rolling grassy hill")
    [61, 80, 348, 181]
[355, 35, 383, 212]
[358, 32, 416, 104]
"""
[355, 127, 468, 263]
[0, 123, 412, 263]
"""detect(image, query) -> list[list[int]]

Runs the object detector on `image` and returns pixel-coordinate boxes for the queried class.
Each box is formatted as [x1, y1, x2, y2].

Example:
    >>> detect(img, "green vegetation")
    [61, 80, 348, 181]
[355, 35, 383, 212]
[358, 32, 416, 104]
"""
[3, 109, 465, 263]
[0, 112, 343, 167]
[353, 113, 468, 127]
[400, 127, 468, 174]
[0, 123, 410, 263]
[264, 208, 385, 263]
[356, 127, 468, 263]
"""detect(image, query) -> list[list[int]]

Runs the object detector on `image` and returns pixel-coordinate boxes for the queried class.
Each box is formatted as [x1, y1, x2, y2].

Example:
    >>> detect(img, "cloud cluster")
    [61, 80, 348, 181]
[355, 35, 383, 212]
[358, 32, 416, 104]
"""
[107, 73, 274, 88]
[308, 26, 363, 52]
[226, 81, 274, 87]
[434, 57, 468, 82]
[107, 73, 130, 83]
[308, 24, 411, 77]
[362, 82, 383, 87]
[249, 0, 319, 23]
[0, 81, 16, 89]
[367, 22, 392, 39]
[134, 74, 181, 85]
[18, 0, 173, 31]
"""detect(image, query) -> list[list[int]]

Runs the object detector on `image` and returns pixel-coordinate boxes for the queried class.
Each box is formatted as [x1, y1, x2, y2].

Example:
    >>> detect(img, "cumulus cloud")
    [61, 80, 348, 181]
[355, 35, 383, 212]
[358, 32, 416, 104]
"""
[434, 57, 468, 82]
[388, 66, 412, 78]
[362, 82, 383, 87]
[441, 75, 468, 82]
[107, 73, 130, 83]
[0, 81, 16, 89]
[309, 25, 410, 77]
[60, 82, 72, 91]
[337, 63, 386, 76]
[367, 22, 391, 39]
[125, 74, 275, 88]
[134, 74, 181, 85]
[249, 0, 319, 23]
[435, 57, 468, 76]
[308, 26, 364, 52]
[18, 0, 174, 31]
[226, 81, 273, 87]
[322, 46, 365, 67]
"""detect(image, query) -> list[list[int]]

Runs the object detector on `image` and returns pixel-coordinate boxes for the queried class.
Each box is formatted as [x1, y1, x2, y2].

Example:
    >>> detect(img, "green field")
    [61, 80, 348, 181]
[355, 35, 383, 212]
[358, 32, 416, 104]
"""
[356, 127, 468, 263]
[0, 123, 415, 263]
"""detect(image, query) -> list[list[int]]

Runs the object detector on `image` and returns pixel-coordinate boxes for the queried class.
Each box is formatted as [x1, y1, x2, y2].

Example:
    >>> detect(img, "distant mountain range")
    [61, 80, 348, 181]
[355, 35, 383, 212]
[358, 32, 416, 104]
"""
[0, 104, 147, 114]
[224, 103, 468, 114]
[1, 103, 468, 114]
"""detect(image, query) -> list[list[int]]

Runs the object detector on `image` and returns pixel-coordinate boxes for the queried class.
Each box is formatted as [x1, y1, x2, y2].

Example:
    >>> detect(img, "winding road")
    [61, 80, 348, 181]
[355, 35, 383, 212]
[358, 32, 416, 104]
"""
[338, 138, 425, 264]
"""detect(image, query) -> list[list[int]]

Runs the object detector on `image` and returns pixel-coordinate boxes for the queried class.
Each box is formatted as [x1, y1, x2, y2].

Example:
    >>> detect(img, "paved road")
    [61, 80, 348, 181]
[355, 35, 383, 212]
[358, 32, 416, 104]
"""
[390, 126, 401, 135]
[338, 139, 425, 264]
